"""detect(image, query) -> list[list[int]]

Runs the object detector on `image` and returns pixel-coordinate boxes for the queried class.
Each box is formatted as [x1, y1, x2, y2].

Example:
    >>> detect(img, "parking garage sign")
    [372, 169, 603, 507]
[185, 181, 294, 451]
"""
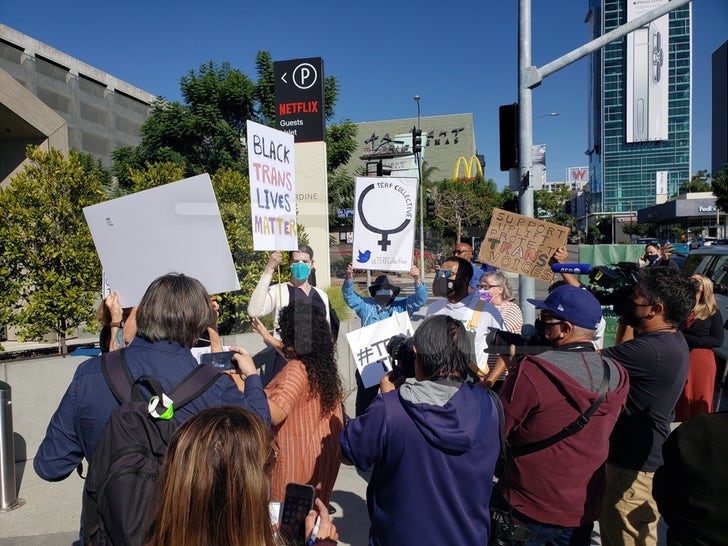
[274, 57, 325, 143]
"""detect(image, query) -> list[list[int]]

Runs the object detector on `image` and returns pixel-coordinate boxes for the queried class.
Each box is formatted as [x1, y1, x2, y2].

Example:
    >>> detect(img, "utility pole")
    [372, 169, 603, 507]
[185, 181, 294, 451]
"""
[516, 0, 691, 328]
[414, 95, 425, 278]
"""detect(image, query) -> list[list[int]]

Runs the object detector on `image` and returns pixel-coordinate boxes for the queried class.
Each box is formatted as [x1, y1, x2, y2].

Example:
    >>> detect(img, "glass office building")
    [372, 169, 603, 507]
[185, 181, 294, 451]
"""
[586, 0, 692, 214]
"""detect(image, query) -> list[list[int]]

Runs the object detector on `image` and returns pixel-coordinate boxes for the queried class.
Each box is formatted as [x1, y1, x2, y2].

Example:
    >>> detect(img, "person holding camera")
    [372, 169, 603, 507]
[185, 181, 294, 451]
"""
[598, 267, 696, 546]
[342, 263, 428, 416]
[339, 315, 501, 545]
[493, 285, 629, 545]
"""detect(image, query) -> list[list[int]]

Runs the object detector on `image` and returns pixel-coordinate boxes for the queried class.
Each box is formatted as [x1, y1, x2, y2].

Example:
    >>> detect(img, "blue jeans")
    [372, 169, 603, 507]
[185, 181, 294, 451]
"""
[520, 518, 593, 546]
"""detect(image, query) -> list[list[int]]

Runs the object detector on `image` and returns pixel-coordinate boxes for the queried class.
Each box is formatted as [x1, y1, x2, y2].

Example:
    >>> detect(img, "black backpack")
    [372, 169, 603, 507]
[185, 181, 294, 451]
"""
[81, 348, 221, 546]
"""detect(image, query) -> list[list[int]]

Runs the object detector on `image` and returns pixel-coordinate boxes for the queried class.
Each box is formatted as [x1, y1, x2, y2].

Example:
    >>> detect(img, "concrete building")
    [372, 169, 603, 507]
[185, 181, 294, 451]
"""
[585, 0, 692, 214]
[346, 113, 480, 182]
[0, 23, 156, 186]
[713, 40, 728, 175]
[638, 191, 724, 239]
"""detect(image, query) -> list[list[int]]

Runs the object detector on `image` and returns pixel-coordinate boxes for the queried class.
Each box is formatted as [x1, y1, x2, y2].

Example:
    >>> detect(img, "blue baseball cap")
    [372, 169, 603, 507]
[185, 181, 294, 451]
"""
[528, 285, 602, 330]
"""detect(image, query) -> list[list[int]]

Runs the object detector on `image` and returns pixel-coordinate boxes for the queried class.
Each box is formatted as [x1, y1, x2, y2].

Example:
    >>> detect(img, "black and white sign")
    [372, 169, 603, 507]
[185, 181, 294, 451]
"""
[274, 57, 325, 143]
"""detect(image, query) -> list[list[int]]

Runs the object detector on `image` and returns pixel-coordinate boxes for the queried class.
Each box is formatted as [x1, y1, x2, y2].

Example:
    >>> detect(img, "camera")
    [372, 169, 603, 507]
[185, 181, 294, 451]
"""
[386, 334, 416, 380]
[485, 328, 548, 356]
[588, 262, 640, 307]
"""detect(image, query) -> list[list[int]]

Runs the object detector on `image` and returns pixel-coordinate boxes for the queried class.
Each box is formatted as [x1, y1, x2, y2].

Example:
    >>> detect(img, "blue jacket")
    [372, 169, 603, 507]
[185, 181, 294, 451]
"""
[34, 337, 271, 481]
[340, 380, 500, 545]
[342, 279, 427, 327]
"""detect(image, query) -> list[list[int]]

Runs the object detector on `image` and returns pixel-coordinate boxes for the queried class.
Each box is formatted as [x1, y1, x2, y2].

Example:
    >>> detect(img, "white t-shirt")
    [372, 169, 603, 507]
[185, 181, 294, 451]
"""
[426, 291, 505, 372]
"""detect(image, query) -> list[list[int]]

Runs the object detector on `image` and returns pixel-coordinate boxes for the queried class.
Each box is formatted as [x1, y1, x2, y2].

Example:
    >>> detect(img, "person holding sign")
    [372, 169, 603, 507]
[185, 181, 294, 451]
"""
[343, 263, 428, 416]
[247, 243, 331, 380]
[426, 257, 504, 377]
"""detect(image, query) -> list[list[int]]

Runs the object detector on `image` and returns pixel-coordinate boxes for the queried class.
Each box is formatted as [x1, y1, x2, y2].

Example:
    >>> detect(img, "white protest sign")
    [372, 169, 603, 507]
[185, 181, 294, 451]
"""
[352, 176, 417, 272]
[83, 173, 240, 308]
[345, 312, 414, 388]
[246, 120, 297, 250]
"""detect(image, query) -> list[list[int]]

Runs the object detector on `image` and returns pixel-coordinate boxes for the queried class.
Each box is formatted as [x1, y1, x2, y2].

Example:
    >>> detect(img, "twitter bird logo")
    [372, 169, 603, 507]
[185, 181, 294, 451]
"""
[357, 250, 371, 263]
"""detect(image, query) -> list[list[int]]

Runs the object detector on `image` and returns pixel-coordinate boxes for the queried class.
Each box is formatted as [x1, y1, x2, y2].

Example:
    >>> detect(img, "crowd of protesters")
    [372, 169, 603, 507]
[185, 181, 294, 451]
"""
[34, 239, 727, 546]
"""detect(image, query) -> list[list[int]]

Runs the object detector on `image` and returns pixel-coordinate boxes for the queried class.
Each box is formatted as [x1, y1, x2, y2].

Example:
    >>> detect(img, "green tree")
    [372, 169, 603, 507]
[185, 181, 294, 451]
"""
[0, 147, 105, 354]
[712, 164, 728, 213]
[622, 222, 652, 238]
[535, 184, 572, 219]
[679, 169, 712, 194]
[432, 176, 501, 243]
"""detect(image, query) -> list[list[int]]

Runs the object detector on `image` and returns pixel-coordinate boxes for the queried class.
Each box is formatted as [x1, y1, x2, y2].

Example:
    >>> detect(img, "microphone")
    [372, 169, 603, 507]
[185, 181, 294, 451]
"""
[551, 263, 592, 275]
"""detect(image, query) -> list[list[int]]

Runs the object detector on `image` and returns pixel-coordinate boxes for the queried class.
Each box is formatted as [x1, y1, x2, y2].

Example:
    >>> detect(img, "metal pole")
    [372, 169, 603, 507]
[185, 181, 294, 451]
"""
[518, 0, 536, 329]
[0, 381, 22, 511]
[415, 95, 425, 278]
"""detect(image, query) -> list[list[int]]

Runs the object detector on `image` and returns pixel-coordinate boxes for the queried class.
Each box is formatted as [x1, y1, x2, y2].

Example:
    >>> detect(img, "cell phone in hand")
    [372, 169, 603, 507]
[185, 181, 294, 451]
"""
[280, 483, 315, 544]
[199, 351, 237, 371]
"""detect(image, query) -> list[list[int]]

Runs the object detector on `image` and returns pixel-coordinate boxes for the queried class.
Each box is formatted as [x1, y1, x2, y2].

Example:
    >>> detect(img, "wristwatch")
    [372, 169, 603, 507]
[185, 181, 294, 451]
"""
[110, 320, 124, 328]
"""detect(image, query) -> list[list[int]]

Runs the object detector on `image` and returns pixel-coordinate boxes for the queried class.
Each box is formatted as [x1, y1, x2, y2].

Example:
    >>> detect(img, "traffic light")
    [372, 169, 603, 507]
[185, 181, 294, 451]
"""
[499, 103, 518, 171]
[426, 198, 436, 219]
[412, 127, 422, 154]
[376, 161, 392, 176]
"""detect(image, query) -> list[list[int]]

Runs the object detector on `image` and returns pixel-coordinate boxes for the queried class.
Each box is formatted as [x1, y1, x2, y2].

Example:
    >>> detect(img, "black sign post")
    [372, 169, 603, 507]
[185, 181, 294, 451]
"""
[274, 57, 325, 143]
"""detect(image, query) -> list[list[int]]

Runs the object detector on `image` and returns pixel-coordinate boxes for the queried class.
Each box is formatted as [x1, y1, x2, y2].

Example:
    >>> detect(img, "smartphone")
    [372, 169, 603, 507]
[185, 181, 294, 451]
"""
[279, 483, 315, 544]
[199, 351, 237, 371]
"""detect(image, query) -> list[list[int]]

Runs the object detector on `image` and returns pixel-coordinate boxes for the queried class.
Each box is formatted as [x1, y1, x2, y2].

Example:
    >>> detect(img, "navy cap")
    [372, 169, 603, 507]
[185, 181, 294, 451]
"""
[528, 285, 602, 330]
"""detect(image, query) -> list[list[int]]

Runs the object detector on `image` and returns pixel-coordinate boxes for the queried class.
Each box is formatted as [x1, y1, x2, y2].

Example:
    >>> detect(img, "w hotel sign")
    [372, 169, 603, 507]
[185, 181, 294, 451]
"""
[274, 57, 325, 142]
[566, 166, 589, 187]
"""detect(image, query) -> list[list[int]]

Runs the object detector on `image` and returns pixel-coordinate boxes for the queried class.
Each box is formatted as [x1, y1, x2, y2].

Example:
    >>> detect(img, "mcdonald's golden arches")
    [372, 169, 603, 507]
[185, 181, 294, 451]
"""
[452, 155, 483, 180]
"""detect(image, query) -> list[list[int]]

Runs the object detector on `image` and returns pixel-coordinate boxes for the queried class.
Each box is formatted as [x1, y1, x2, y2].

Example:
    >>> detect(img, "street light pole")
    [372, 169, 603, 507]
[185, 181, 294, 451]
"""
[414, 95, 425, 278]
[518, 0, 536, 330]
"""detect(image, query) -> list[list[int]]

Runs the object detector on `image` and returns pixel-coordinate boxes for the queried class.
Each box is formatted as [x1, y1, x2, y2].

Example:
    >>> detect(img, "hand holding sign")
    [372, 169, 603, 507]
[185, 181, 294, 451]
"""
[478, 208, 569, 282]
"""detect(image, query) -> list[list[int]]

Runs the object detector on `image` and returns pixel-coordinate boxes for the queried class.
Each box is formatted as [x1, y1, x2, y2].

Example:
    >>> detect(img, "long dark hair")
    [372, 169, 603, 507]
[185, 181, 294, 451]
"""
[278, 301, 343, 415]
[413, 315, 470, 380]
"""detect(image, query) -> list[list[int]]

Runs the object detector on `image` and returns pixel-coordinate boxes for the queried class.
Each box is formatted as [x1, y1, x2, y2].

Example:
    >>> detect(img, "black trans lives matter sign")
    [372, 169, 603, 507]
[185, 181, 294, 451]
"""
[274, 57, 325, 143]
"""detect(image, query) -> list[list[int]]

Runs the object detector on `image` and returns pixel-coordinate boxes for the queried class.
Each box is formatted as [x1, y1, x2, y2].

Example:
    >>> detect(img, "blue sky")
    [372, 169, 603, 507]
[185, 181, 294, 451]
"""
[2, 0, 726, 189]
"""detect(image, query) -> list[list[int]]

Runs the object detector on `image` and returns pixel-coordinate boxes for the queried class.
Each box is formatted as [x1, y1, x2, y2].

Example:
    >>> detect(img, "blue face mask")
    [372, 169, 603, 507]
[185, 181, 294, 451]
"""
[646, 254, 659, 264]
[290, 261, 311, 282]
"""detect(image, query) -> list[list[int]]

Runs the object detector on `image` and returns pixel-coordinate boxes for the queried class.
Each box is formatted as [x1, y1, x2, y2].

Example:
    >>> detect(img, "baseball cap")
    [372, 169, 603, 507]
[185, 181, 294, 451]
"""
[368, 275, 401, 298]
[527, 285, 602, 330]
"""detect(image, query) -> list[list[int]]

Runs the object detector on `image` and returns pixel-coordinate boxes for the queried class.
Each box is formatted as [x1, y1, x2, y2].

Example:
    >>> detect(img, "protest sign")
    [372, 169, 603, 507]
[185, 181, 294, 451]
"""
[246, 120, 297, 250]
[84, 173, 240, 307]
[478, 208, 569, 282]
[345, 312, 414, 388]
[352, 176, 418, 272]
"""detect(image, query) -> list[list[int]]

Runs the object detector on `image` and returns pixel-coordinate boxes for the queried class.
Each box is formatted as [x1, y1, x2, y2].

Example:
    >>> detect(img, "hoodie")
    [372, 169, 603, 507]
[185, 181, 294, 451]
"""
[499, 349, 629, 527]
[340, 380, 500, 546]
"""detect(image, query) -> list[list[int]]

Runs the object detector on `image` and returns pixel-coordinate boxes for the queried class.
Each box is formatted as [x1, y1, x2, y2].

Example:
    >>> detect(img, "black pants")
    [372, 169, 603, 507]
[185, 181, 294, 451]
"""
[355, 370, 380, 417]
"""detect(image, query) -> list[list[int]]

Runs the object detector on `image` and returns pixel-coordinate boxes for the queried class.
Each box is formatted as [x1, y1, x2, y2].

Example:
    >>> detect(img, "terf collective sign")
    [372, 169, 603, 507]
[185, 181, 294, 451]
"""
[274, 57, 325, 143]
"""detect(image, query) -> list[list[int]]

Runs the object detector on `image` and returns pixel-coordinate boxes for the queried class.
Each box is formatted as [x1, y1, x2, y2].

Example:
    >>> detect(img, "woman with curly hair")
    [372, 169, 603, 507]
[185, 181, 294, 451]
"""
[264, 300, 344, 505]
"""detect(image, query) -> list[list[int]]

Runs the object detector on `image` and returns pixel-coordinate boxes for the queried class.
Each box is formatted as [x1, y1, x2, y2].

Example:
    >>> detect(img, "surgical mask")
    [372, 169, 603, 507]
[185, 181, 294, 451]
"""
[646, 254, 659, 264]
[479, 290, 493, 303]
[290, 262, 311, 282]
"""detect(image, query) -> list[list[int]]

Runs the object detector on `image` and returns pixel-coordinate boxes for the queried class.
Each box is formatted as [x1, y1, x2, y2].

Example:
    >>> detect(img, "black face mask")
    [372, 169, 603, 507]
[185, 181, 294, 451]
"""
[432, 276, 456, 297]
[375, 294, 393, 309]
